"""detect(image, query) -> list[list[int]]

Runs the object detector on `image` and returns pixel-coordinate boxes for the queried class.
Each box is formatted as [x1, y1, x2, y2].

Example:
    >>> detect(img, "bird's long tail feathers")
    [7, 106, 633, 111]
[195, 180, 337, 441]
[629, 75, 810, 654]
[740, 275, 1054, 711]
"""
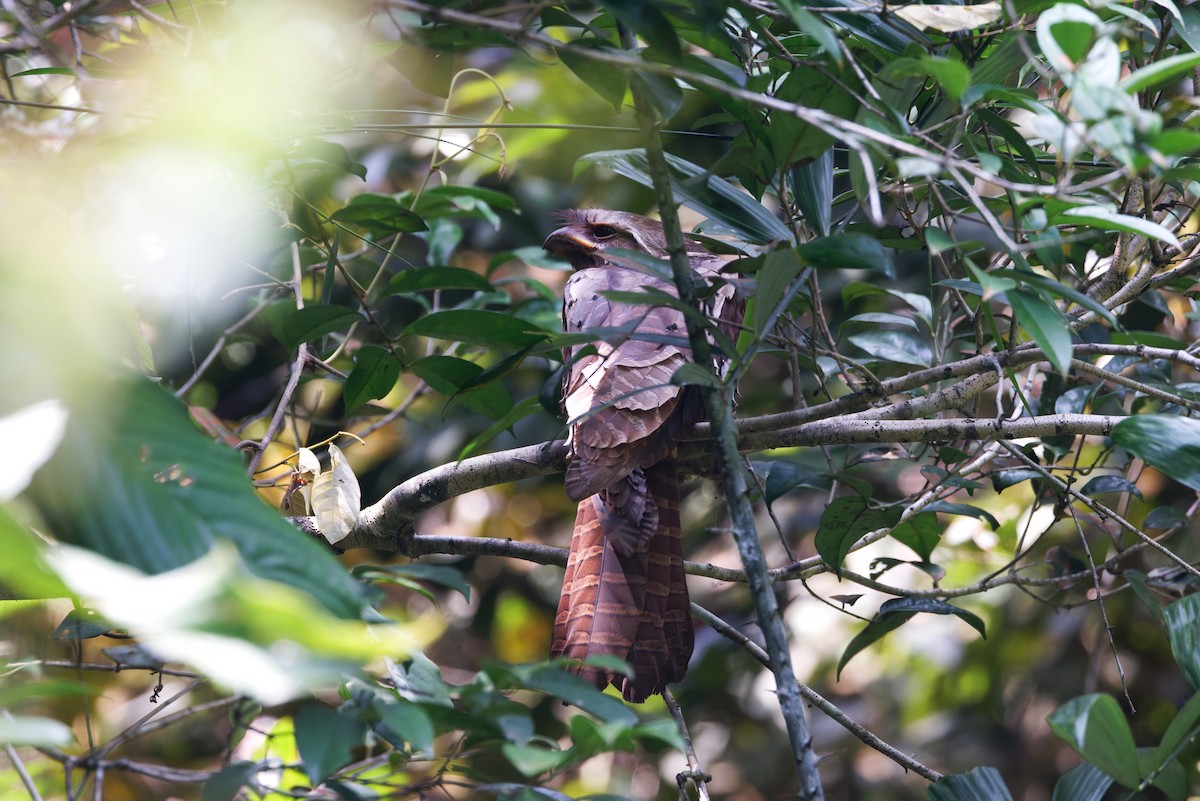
[551, 460, 693, 702]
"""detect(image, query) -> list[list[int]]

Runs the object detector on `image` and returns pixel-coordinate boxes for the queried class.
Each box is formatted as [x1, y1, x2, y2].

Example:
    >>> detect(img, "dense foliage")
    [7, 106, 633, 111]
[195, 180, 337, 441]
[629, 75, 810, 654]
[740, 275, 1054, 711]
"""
[4, 0, 1200, 799]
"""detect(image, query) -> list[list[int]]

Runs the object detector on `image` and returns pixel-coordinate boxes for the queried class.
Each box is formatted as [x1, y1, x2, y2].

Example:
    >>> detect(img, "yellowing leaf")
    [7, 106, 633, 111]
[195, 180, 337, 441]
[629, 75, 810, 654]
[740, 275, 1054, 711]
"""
[312, 443, 361, 545]
[893, 2, 1002, 32]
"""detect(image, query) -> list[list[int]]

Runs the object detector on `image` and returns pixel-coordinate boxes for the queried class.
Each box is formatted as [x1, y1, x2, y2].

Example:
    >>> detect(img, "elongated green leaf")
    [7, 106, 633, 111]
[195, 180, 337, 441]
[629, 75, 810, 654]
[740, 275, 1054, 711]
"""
[1165, 595, 1200, 689]
[847, 330, 932, 367]
[837, 608, 913, 677]
[877, 597, 986, 638]
[924, 501, 1000, 530]
[790, 148, 833, 236]
[1047, 694, 1140, 789]
[344, 344, 401, 413]
[928, 767, 1014, 801]
[330, 193, 427, 237]
[1156, 689, 1200, 767]
[26, 377, 366, 618]
[1054, 206, 1181, 249]
[754, 248, 804, 335]
[279, 306, 362, 350]
[1007, 288, 1071, 375]
[1120, 52, 1200, 94]
[1050, 763, 1114, 801]
[0, 715, 75, 747]
[991, 268, 1118, 326]
[1112, 415, 1200, 492]
[385, 266, 493, 296]
[404, 310, 550, 349]
[797, 233, 895, 275]
[577, 150, 792, 244]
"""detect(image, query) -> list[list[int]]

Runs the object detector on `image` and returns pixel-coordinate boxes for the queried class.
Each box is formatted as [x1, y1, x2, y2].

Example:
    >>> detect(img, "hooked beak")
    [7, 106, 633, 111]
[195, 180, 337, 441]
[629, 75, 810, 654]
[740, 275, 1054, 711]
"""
[544, 227, 599, 270]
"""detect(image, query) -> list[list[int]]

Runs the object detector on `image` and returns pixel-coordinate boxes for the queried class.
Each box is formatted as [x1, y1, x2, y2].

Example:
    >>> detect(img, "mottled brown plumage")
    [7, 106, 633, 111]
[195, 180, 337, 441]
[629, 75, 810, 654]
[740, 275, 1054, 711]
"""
[544, 209, 735, 702]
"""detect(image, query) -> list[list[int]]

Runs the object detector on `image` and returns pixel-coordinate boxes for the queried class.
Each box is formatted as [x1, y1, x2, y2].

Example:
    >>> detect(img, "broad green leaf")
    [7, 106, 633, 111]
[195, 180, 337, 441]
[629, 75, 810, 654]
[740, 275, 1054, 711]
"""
[458, 395, 542, 459]
[843, 312, 918, 331]
[577, 150, 792, 244]
[279, 306, 362, 351]
[501, 743, 574, 778]
[385, 266, 494, 296]
[409, 355, 514, 420]
[330, 194, 427, 238]
[1078, 475, 1141, 499]
[26, 377, 366, 618]
[1036, 4, 1102, 74]
[769, 67, 858, 167]
[1007, 288, 1071, 375]
[376, 699, 435, 753]
[991, 467, 1044, 492]
[521, 668, 638, 725]
[1165, 595, 1200, 689]
[52, 608, 109, 640]
[1050, 763, 1112, 801]
[560, 45, 628, 112]
[0, 504, 69, 598]
[1047, 694, 1140, 788]
[404, 310, 550, 349]
[601, 0, 680, 61]
[202, 761, 259, 801]
[1139, 748, 1186, 801]
[922, 56, 970, 101]
[343, 345, 402, 413]
[295, 704, 365, 784]
[890, 513, 941, 562]
[847, 330, 932, 367]
[815, 496, 900, 576]
[0, 714, 75, 747]
[1054, 206, 1181, 249]
[990, 267, 1118, 326]
[797, 233, 895, 275]
[777, 0, 841, 59]
[1112, 415, 1200, 492]
[757, 459, 823, 506]
[927, 767, 1014, 801]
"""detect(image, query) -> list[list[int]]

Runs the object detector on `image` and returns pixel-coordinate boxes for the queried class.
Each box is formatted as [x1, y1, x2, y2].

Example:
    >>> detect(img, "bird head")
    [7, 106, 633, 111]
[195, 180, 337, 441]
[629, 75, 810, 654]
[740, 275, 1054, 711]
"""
[544, 209, 681, 270]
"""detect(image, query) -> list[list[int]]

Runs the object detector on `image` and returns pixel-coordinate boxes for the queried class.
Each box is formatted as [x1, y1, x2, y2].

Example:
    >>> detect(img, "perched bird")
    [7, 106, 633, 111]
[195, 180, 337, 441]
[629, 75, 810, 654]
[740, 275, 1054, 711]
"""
[543, 209, 736, 701]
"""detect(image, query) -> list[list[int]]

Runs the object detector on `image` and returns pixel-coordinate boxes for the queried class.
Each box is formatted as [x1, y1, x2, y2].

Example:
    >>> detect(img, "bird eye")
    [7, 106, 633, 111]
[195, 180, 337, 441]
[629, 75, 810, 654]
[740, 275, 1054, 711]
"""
[591, 224, 619, 239]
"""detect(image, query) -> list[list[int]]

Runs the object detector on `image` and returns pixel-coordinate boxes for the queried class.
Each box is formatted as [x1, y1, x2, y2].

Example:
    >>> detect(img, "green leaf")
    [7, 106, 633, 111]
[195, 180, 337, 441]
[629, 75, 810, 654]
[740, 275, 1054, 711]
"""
[777, 0, 841, 59]
[757, 459, 822, 507]
[51, 608, 110, 640]
[279, 306, 362, 350]
[385, 266, 494, 296]
[376, 699, 435, 753]
[1120, 52, 1200, 94]
[847, 330, 932, 367]
[458, 396, 542, 459]
[928, 767, 1014, 801]
[330, 194, 427, 238]
[890, 513, 941, 562]
[601, 0, 680, 60]
[1156, 689, 1200, 768]
[1007, 288, 1072, 375]
[1165, 595, 1200, 689]
[295, 704, 366, 784]
[797, 233, 895, 275]
[559, 44, 628, 112]
[344, 345, 401, 413]
[577, 150, 792, 244]
[501, 743, 574, 778]
[529, 672, 635, 724]
[203, 762, 259, 801]
[26, 377, 366, 619]
[1112, 415, 1200, 492]
[837, 607, 913, 677]
[921, 56, 970, 101]
[815, 497, 899, 576]
[0, 714, 75, 747]
[1053, 206, 1181, 249]
[353, 562, 472, 602]
[877, 597, 986, 638]
[1047, 694, 1140, 789]
[990, 268, 1118, 326]
[1079, 475, 1142, 499]
[409, 355, 513, 420]
[924, 501, 1000, 530]
[11, 67, 76, 77]
[753, 248, 805, 336]
[404, 310, 549, 349]
[1050, 763, 1113, 801]
[789, 149, 833, 236]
